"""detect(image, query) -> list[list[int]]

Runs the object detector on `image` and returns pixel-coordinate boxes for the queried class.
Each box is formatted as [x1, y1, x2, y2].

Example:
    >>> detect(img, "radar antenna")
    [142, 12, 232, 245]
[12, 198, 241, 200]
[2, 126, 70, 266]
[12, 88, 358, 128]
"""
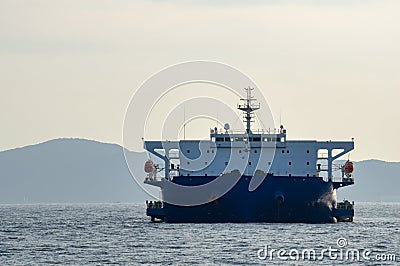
[237, 87, 260, 134]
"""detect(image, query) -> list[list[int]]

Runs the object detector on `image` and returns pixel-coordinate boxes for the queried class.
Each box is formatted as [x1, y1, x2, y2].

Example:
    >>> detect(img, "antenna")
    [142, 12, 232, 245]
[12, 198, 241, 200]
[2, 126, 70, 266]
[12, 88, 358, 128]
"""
[183, 104, 186, 140]
[224, 123, 230, 133]
[237, 87, 260, 134]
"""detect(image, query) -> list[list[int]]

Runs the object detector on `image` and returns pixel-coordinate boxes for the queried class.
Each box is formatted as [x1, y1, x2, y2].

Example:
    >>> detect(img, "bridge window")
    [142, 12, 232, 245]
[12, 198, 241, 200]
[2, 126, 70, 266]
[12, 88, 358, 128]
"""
[253, 137, 261, 142]
[216, 137, 224, 142]
[225, 137, 231, 142]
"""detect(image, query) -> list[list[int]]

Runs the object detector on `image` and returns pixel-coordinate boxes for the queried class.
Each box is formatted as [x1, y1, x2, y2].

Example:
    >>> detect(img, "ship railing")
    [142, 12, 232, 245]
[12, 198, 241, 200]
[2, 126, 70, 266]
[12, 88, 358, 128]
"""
[316, 174, 354, 183]
[342, 176, 354, 182]
[317, 165, 329, 171]
[211, 136, 285, 144]
[169, 170, 180, 179]
[146, 200, 163, 209]
[145, 173, 164, 182]
[336, 200, 354, 210]
[318, 153, 328, 159]
[213, 129, 280, 135]
[226, 129, 267, 134]
[321, 175, 354, 183]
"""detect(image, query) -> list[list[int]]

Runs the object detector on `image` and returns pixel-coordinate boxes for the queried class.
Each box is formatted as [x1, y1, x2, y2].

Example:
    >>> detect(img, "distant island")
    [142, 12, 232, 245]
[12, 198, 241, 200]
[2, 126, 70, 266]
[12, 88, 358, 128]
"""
[0, 139, 399, 203]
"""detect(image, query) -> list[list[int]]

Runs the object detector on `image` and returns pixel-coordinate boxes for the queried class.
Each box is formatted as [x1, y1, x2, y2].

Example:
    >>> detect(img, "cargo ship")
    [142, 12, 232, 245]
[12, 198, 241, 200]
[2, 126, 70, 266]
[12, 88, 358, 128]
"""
[143, 88, 355, 223]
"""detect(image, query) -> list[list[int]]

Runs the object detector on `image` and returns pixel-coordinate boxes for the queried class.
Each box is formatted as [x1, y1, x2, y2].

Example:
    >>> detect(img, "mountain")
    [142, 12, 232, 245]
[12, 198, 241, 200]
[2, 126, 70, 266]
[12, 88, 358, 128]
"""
[0, 139, 399, 203]
[0, 139, 150, 203]
[339, 160, 400, 202]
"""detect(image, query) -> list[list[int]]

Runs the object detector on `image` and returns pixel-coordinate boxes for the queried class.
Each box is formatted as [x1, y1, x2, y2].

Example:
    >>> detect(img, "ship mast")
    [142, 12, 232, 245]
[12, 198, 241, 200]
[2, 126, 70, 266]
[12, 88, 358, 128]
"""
[237, 87, 260, 134]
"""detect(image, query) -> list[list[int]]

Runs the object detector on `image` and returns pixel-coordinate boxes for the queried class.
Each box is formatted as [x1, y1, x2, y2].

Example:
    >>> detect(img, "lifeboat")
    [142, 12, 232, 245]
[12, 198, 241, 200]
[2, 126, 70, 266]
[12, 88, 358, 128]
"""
[344, 161, 354, 176]
[144, 160, 154, 173]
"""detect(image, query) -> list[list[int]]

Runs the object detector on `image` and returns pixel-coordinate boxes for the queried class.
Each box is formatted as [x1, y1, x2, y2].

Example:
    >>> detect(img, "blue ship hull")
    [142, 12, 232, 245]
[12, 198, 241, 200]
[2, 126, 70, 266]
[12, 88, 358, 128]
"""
[147, 175, 350, 223]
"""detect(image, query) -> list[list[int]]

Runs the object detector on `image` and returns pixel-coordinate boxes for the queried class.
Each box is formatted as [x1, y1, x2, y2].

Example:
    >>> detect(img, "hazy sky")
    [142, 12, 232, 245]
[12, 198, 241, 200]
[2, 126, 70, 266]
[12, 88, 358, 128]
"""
[0, 0, 399, 161]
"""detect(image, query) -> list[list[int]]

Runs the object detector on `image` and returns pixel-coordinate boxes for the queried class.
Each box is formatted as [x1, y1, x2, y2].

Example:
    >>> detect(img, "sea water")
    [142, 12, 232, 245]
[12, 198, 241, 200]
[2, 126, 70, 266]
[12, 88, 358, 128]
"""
[0, 202, 398, 265]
